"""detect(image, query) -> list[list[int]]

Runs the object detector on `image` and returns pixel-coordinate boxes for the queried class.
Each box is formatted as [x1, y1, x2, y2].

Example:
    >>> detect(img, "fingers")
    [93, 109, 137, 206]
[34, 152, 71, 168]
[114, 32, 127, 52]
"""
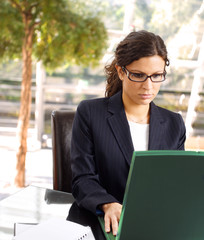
[102, 202, 122, 236]
[111, 216, 119, 236]
[104, 214, 119, 235]
[104, 215, 111, 233]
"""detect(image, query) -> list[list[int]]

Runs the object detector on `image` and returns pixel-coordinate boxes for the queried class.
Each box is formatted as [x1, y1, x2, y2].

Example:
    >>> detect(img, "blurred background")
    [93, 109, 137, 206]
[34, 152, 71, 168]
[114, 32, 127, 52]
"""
[0, 0, 204, 198]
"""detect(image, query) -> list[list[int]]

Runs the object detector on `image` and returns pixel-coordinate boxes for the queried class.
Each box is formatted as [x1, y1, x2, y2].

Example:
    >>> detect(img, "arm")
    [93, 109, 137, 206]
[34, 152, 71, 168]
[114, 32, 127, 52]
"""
[71, 101, 119, 214]
[177, 113, 186, 150]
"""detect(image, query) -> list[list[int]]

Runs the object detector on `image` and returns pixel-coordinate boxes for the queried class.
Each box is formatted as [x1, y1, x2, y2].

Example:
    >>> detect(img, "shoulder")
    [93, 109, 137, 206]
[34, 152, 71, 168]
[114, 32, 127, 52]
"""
[151, 102, 185, 125]
[78, 96, 108, 107]
[77, 96, 109, 112]
[75, 97, 109, 122]
[156, 104, 179, 117]
[77, 90, 123, 114]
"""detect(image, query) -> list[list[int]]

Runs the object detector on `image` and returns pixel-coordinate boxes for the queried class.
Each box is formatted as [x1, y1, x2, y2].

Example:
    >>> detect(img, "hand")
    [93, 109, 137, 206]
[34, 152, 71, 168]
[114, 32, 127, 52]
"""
[101, 202, 122, 236]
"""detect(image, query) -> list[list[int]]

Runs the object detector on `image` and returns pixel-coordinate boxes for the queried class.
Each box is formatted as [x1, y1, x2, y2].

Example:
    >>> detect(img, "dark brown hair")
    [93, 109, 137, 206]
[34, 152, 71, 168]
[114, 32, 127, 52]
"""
[105, 30, 169, 97]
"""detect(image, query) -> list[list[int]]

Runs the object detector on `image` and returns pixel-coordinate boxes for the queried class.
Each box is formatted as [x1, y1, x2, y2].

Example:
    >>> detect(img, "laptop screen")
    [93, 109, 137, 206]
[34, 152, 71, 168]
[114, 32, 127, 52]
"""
[99, 150, 204, 240]
[117, 150, 204, 240]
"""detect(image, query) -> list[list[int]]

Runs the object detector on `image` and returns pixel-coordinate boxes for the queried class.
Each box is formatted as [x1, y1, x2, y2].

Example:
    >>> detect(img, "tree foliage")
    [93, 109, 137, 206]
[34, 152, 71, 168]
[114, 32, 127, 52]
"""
[102, 1, 124, 30]
[133, 0, 204, 40]
[0, 0, 107, 187]
[0, 0, 107, 69]
[0, 1, 23, 60]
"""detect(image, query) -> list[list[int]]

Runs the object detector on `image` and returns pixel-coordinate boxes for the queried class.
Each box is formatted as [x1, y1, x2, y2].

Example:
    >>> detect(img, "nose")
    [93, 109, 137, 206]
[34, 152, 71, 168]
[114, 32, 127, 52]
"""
[142, 77, 153, 90]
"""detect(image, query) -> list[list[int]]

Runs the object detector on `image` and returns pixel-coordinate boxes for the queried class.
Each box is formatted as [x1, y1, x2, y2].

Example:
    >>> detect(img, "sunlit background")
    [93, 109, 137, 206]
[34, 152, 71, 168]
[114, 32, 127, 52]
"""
[0, 0, 204, 198]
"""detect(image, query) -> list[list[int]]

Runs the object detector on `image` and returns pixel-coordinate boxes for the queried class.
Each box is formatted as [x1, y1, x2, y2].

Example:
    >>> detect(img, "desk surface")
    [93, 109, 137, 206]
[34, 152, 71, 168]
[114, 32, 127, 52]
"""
[0, 185, 105, 240]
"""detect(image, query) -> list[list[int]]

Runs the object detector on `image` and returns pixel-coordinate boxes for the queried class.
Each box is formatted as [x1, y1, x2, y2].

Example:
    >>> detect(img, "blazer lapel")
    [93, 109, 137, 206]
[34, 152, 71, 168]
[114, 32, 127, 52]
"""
[106, 94, 165, 162]
[148, 102, 165, 150]
[107, 92, 134, 166]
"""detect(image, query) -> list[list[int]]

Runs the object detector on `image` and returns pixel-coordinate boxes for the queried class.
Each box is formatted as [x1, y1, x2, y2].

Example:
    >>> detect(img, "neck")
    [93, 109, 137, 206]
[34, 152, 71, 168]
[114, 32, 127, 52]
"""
[124, 102, 150, 124]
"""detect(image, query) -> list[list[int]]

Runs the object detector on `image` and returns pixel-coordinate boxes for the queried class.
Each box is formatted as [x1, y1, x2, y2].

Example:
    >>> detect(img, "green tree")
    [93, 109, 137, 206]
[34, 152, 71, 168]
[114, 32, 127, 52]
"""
[133, 0, 204, 40]
[0, 0, 107, 187]
[149, 0, 204, 40]
[102, 1, 124, 30]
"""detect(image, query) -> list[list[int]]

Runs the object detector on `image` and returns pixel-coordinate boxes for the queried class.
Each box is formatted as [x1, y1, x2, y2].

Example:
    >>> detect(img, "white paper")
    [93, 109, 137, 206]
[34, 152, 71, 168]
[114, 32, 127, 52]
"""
[14, 218, 95, 240]
[14, 223, 38, 236]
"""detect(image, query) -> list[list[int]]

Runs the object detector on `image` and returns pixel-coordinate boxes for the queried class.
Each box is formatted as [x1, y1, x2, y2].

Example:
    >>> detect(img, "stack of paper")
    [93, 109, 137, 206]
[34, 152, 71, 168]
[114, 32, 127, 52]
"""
[13, 218, 95, 240]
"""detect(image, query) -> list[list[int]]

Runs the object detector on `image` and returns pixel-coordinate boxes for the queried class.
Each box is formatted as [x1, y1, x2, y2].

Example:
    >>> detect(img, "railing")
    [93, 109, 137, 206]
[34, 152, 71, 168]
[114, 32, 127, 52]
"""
[1, 80, 204, 138]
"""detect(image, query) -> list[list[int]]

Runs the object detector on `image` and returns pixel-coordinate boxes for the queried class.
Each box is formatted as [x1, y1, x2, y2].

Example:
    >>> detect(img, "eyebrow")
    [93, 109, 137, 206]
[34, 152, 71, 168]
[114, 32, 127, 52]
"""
[128, 69, 165, 74]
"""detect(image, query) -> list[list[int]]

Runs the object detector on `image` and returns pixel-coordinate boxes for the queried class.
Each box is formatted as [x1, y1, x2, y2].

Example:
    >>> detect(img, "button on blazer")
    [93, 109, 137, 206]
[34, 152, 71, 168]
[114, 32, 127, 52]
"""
[71, 91, 186, 214]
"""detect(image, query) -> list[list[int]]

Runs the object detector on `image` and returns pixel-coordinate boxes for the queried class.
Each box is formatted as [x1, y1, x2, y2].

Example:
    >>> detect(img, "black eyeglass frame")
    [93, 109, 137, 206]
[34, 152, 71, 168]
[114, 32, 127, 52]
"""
[121, 66, 166, 83]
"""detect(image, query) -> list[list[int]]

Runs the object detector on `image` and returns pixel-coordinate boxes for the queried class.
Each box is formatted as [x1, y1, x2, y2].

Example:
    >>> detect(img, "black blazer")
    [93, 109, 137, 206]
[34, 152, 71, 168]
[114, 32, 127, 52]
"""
[71, 91, 186, 214]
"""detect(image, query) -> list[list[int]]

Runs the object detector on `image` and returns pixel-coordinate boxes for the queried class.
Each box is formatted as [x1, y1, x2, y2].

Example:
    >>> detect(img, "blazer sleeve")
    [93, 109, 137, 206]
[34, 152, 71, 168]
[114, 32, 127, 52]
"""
[177, 113, 186, 150]
[70, 101, 119, 215]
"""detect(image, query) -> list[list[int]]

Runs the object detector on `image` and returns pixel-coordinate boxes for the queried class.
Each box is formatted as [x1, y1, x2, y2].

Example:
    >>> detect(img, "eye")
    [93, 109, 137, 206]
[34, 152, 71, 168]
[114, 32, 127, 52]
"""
[152, 73, 163, 79]
[131, 73, 146, 79]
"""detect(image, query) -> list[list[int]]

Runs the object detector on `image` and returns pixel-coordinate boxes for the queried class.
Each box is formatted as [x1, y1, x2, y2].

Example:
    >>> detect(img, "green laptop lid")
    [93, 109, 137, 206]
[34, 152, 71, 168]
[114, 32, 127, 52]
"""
[117, 150, 204, 240]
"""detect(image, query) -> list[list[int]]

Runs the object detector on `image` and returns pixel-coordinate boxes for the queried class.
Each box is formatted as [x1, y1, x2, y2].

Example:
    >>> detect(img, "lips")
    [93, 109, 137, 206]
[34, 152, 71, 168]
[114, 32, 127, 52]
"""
[139, 94, 153, 99]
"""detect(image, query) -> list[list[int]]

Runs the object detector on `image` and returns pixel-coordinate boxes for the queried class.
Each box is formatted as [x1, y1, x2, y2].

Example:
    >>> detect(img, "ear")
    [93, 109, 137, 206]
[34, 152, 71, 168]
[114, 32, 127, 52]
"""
[115, 64, 124, 80]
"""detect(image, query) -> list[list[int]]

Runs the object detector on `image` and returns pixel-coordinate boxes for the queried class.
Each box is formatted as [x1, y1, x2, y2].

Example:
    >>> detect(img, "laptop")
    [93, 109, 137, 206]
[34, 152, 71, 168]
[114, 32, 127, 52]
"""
[98, 150, 204, 240]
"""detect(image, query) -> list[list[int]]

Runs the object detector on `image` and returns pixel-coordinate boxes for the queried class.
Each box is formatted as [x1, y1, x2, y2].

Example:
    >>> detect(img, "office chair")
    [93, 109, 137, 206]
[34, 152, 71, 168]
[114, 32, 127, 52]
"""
[51, 110, 75, 193]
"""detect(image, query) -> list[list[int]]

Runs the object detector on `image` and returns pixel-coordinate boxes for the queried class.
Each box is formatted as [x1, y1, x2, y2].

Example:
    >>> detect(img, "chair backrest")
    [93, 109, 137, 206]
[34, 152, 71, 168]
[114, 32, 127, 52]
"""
[51, 110, 75, 193]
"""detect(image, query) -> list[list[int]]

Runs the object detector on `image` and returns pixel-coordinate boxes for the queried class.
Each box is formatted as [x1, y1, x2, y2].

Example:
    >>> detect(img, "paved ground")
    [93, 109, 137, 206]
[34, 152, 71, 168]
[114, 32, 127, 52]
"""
[185, 136, 204, 150]
[0, 134, 53, 201]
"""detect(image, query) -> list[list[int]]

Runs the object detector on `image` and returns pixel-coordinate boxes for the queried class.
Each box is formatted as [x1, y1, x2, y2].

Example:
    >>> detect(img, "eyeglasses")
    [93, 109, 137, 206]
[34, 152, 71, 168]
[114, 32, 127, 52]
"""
[121, 66, 166, 83]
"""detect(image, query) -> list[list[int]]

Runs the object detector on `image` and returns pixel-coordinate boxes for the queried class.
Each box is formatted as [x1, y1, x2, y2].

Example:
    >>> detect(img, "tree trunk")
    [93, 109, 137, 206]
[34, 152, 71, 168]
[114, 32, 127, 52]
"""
[15, 14, 34, 187]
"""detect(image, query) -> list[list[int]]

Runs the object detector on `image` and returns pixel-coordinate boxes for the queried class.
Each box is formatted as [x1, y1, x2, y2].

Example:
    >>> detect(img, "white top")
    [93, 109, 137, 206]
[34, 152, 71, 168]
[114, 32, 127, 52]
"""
[128, 121, 149, 151]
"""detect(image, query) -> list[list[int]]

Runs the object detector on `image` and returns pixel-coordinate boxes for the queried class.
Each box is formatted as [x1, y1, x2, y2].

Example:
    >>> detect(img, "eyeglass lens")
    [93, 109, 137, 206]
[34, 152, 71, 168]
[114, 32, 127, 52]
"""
[122, 67, 166, 82]
[129, 72, 165, 82]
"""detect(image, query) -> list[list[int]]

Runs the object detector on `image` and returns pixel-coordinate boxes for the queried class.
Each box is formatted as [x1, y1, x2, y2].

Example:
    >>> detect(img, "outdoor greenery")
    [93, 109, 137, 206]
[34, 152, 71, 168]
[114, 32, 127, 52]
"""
[133, 0, 204, 40]
[0, 0, 108, 187]
[0, 0, 204, 187]
[0, 0, 108, 69]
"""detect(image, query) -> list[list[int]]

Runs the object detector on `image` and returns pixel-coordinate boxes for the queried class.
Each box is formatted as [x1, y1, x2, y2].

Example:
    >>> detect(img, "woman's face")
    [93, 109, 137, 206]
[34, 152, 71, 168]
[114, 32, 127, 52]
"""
[116, 55, 166, 106]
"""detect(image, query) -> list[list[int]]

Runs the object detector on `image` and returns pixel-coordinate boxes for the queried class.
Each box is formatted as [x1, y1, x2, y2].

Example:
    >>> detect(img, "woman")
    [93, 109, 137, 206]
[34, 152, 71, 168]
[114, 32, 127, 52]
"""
[70, 30, 186, 236]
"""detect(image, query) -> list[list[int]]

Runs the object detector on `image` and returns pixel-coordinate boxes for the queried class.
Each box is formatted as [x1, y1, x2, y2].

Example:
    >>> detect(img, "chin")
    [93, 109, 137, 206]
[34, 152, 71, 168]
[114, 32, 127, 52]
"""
[139, 99, 152, 105]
